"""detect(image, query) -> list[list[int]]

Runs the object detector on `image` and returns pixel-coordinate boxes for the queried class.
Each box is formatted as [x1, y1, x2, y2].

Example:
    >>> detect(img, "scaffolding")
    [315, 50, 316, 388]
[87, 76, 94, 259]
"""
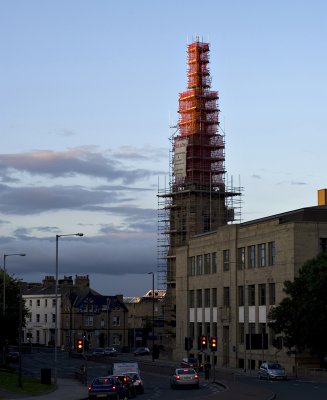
[157, 39, 242, 354]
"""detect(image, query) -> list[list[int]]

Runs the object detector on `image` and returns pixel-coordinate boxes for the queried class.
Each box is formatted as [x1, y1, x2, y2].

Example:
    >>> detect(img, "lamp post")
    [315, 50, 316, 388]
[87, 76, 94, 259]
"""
[2, 253, 26, 316]
[54, 233, 83, 385]
[148, 272, 155, 361]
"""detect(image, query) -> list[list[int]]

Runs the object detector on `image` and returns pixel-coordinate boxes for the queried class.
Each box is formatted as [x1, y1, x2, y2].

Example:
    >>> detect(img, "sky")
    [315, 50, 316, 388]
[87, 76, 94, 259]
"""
[1, 0, 327, 296]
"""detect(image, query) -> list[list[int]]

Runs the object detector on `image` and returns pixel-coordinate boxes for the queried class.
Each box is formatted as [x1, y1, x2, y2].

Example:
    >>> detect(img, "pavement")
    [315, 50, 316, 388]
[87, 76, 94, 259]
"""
[0, 379, 88, 400]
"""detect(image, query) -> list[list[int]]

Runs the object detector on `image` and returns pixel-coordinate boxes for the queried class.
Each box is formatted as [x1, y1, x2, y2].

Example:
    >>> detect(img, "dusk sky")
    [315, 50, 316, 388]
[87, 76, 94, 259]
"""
[1, 0, 326, 296]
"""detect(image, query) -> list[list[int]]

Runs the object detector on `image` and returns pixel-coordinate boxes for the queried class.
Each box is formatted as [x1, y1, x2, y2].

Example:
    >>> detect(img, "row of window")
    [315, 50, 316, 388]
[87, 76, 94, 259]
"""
[26, 298, 56, 308]
[28, 313, 56, 323]
[188, 283, 276, 308]
[188, 241, 276, 276]
[27, 313, 121, 327]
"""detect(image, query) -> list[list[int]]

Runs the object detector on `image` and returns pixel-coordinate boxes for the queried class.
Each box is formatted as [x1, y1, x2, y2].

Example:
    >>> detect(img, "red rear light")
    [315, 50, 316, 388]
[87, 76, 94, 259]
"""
[112, 386, 117, 391]
[88, 386, 91, 391]
[176, 375, 180, 380]
[194, 374, 199, 379]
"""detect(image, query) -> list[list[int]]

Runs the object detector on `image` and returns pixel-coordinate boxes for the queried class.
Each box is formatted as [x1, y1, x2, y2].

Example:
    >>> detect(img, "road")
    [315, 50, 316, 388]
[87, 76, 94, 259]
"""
[15, 349, 327, 400]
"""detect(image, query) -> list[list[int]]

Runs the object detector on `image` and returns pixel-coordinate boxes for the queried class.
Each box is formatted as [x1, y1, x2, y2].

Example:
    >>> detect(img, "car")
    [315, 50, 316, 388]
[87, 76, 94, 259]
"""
[6, 351, 20, 363]
[92, 347, 105, 356]
[126, 372, 144, 394]
[134, 347, 150, 356]
[88, 376, 120, 399]
[104, 347, 118, 356]
[170, 368, 199, 389]
[113, 374, 136, 398]
[180, 357, 202, 371]
[258, 362, 287, 380]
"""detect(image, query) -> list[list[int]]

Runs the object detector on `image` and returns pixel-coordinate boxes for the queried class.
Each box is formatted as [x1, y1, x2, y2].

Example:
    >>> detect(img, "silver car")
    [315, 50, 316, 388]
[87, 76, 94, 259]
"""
[170, 368, 199, 389]
[258, 362, 287, 380]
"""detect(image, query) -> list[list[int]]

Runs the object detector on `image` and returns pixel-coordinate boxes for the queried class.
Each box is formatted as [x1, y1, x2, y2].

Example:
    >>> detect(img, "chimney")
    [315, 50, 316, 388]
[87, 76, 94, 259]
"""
[318, 189, 327, 206]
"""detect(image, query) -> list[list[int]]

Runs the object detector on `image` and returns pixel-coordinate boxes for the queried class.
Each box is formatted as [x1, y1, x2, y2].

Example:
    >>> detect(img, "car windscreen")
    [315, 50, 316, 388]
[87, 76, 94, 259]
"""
[93, 377, 115, 385]
[176, 369, 196, 375]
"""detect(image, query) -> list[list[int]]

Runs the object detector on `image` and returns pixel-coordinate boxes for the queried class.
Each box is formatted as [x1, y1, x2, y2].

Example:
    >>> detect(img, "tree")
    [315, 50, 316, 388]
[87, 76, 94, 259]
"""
[269, 252, 327, 365]
[0, 270, 28, 360]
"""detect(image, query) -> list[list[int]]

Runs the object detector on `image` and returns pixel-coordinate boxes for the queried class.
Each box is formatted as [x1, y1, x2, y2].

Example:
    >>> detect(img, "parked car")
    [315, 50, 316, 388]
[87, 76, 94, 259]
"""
[112, 374, 136, 398]
[6, 351, 20, 363]
[170, 368, 199, 389]
[134, 347, 150, 356]
[88, 376, 120, 399]
[258, 362, 287, 380]
[180, 357, 202, 371]
[92, 348, 105, 356]
[104, 347, 118, 356]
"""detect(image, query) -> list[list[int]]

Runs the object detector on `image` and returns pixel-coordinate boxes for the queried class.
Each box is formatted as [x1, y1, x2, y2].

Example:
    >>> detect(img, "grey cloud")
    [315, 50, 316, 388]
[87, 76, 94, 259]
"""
[251, 174, 261, 179]
[0, 147, 165, 184]
[4, 232, 157, 281]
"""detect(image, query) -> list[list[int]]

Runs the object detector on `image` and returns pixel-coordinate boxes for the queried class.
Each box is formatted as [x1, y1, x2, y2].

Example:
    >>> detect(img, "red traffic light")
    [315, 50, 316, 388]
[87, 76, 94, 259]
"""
[210, 337, 217, 351]
[201, 335, 207, 349]
[77, 338, 83, 353]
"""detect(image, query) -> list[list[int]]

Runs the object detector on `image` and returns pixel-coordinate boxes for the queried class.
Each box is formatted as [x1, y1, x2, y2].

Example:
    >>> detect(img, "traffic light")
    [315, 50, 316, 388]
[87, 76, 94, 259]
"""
[184, 337, 194, 351]
[201, 335, 207, 349]
[77, 338, 84, 353]
[210, 337, 217, 352]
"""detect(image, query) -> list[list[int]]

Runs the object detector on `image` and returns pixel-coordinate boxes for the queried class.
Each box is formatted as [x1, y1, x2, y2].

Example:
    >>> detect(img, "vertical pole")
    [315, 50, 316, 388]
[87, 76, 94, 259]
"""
[152, 273, 155, 362]
[18, 282, 23, 388]
[3, 255, 7, 316]
[54, 235, 59, 385]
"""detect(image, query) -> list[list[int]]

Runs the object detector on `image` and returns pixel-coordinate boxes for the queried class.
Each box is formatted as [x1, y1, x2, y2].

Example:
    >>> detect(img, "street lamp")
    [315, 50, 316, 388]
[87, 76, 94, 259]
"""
[54, 233, 84, 385]
[2, 253, 26, 316]
[148, 272, 155, 362]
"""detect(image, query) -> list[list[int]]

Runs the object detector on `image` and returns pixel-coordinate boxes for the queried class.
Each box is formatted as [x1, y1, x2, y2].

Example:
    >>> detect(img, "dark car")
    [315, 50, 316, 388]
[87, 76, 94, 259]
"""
[113, 374, 136, 399]
[134, 347, 150, 356]
[6, 351, 20, 363]
[88, 376, 120, 399]
[180, 357, 202, 371]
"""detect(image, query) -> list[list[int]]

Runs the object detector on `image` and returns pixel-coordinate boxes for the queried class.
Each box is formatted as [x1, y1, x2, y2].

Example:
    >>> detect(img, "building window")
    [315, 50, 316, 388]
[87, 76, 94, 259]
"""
[258, 243, 266, 267]
[223, 249, 230, 271]
[204, 254, 211, 274]
[196, 255, 203, 275]
[189, 322, 195, 338]
[269, 283, 276, 305]
[188, 256, 196, 276]
[212, 288, 217, 307]
[237, 247, 245, 270]
[223, 287, 230, 307]
[205, 322, 210, 336]
[196, 289, 202, 307]
[113, 316, 120, 326]
[52, 299, 56, 307]
[37, 299, 40, 307]
[84, 316, 93, 327]
[268, 241, 276, 266]
[248, 285, 255, 306]
[36, 314, 40, 323]
[189, 290, 195, 308]
[320, 238, 327, 252]
[238, 285, 244, 306]
[36, 330, 40, 342]
[204, 289, 210, 307]
[101, 319, 105, 327]
[44, 314, 47, 323]
[211, 252, 217, 274]
[213, 322, 217, 337]
[28, 313, 32, 322]
[29, 299, 32, 307]
[239, 323, 245, 344]
[45, 299, 48, 307]
[52, 314, 56, 323]
[247, 245, 256, 269]
[258, 284, 266, 306]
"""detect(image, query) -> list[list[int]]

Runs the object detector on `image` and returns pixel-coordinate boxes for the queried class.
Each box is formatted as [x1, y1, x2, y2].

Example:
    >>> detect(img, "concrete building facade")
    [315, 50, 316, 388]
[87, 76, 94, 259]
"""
[174, 205, 327, 373]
